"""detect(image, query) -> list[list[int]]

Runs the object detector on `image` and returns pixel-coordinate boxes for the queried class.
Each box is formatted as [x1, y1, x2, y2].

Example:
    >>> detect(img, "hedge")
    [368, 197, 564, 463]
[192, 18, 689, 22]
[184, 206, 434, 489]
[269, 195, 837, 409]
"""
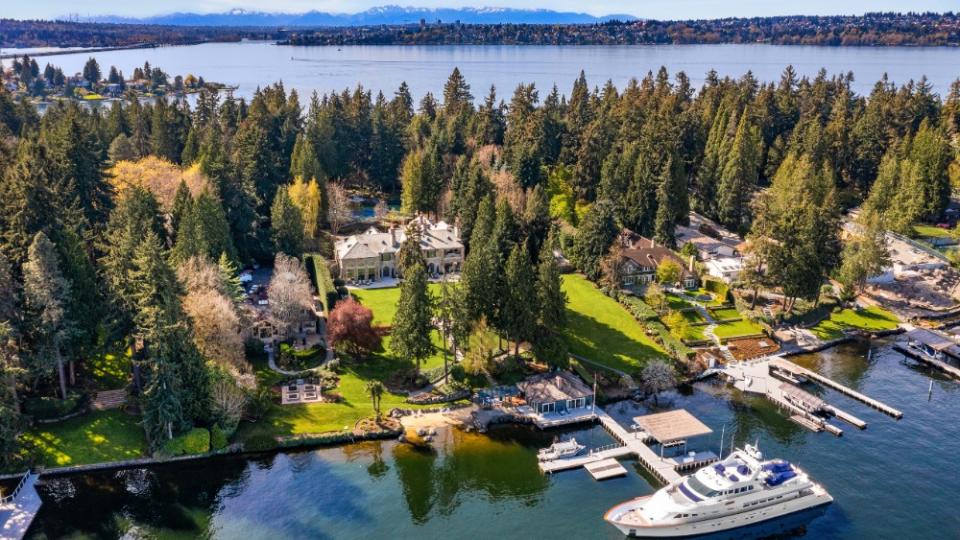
[305, 254, 338, 314]
[619, 296, 660, 322]
[24, 393, 88, 421]
[702, 278, 730, 302]
[210, 425, 229, 451]
[162, 427, 211, 456]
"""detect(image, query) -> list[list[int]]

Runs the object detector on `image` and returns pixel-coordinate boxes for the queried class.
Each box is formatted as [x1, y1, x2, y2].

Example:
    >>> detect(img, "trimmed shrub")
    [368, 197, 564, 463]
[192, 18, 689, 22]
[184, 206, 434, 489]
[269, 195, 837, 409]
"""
[163, 427, 211, 456]
[305, 254, 339, 314]
[211, 425, 230, 451]
[243, 434, 278, 452]
[703, 278, 730, 302]
[449, 363, 466, 383]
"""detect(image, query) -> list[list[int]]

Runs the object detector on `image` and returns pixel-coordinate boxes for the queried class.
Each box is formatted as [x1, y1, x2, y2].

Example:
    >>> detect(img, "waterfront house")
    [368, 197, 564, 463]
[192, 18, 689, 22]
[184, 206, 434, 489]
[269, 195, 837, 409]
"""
[334, 217, 464, 282]
[518, 371, 594, 415]
[618, 234, 698, 290]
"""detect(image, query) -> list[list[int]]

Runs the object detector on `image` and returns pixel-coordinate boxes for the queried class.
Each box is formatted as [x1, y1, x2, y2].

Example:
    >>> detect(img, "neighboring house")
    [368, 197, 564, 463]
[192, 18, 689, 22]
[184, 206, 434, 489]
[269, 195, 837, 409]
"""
[866, 232, 950, 284]
[675, 212, 742, 260]
[518, 371, 594, 415]
[619, 234, 698, 289]
[704, 257, 744, 283]
[334, 216, 464, 281]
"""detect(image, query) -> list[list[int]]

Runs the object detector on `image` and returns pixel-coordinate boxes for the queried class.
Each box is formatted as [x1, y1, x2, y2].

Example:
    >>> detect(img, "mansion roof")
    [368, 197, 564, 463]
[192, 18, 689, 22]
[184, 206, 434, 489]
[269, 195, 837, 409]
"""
[336, 218, 463, 261]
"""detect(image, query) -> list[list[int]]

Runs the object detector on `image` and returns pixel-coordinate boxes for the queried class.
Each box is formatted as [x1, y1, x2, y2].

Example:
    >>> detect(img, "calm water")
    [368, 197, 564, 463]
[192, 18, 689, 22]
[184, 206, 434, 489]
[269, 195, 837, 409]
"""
[25, 340, 960, 539]
[7, 42, 960, 101]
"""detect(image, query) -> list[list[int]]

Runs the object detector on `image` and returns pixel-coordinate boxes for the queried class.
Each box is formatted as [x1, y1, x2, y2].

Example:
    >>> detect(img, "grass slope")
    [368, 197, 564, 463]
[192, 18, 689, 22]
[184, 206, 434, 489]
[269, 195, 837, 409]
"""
[561, 275, 666, 373]
[810, 306, 900, 340]
[20, 410, 147, 468]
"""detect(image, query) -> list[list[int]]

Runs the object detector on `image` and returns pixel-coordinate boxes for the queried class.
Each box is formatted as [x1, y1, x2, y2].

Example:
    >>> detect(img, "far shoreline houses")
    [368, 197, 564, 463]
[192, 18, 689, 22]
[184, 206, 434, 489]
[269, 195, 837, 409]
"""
[334, 216, 465, 282]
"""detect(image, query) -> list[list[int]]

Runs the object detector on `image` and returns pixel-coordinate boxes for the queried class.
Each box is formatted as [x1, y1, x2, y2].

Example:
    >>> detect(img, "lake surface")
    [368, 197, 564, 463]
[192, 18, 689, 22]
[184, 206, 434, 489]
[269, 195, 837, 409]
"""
[26, 340, 960, 539]
[7, 42, 960, 101]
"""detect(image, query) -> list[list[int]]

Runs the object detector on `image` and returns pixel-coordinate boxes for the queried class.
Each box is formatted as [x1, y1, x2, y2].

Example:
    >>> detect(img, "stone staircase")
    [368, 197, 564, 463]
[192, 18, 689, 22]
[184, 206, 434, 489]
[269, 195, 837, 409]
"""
[91, 389, 128, 410]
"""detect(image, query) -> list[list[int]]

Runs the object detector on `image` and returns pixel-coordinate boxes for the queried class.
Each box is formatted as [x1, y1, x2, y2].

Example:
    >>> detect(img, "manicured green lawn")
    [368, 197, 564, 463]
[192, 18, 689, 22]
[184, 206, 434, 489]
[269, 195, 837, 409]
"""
[709, 308, 743, 321]
[810, 306, 900, 341]
[665, 293, 695, 310]
[562, 275, 667, 373]
[239, 353, 447, 440]
[681, 325, 707, 342]
[912, 223, 954, 239]
[352, 284, 442, 326]
[20, 410, 147, 468]
[681, 310, 707, 324]
[713, 318, 765, 340]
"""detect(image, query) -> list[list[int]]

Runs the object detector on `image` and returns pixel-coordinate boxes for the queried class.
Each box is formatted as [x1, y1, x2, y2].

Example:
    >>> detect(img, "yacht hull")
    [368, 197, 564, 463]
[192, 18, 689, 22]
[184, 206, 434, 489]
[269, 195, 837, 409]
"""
[606, 491, 833, 538]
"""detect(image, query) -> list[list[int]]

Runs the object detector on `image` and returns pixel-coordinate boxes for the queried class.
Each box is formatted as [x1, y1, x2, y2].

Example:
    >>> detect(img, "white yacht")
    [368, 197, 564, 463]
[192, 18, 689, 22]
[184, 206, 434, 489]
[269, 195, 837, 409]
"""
[604, 445, 832, 538]
[537, 438, 585, 461]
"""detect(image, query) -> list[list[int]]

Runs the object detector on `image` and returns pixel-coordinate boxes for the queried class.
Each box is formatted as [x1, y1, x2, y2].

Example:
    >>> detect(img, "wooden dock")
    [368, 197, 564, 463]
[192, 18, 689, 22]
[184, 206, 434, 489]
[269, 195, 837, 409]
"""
[769, 358, 903, 419]
[585, 458, 628, 480]
[0, 472, 41, 540]
[538, 407, 717, 485]
[894, 343, 960, 380]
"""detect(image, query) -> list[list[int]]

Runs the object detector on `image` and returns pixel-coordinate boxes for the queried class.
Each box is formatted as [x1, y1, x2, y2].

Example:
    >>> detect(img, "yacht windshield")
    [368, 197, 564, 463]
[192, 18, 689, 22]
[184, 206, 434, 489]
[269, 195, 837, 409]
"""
[686, 476, 718, 498]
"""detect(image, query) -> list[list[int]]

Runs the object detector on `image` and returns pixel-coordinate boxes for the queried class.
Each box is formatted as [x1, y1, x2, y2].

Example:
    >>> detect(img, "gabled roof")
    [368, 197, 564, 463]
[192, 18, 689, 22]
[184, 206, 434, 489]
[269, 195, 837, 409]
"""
[621, 236, 695, 279]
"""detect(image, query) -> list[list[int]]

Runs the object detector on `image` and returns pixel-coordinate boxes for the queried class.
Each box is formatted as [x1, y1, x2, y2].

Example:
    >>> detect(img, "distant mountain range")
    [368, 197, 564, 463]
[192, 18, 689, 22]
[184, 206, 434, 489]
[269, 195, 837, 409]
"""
[85, 6, 637, 27]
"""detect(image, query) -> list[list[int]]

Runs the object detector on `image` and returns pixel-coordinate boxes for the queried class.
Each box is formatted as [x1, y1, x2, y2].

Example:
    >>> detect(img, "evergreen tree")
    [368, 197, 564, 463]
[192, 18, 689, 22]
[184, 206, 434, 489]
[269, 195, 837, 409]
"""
[571, 199, 618, 281]
[502, 245, 538, 356]
[391, 264, 434, 377]
[131, 232, 209, 445]
[23, 232, 72, 399]
[170, 180, 193, 244]
[270, 186, 305, 257]
[173, 188, 237, 263]
[397, 222, 426, 276]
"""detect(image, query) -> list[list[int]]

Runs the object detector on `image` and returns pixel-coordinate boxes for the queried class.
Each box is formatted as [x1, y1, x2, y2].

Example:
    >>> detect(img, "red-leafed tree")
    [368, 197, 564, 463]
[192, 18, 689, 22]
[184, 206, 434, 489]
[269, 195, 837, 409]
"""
[326, 297, 380, 360]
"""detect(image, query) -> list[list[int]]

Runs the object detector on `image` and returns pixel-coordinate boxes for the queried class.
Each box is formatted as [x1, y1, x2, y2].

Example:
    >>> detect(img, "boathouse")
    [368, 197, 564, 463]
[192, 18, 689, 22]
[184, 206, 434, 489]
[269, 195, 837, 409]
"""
[518, 371, 594, 415]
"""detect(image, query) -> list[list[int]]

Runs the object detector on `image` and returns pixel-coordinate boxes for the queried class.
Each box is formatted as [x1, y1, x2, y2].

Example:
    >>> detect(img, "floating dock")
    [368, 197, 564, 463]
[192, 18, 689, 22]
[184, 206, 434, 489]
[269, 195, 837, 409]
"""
[0, 472, 41, 540]
[538, 408, 717, 485]
[585, 458, 628, 480]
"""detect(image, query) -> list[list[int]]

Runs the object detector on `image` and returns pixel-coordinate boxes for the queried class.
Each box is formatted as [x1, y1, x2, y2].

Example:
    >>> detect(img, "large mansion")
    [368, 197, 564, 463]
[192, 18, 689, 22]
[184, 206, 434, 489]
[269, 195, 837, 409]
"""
[334, 217, 464, 281]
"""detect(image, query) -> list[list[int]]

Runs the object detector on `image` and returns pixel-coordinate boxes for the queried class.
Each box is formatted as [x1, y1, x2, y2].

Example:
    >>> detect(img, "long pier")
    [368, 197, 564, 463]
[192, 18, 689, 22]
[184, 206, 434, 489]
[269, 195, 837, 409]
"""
[0, 472, 41, 540]
[538, 408, 716, 484]
[768, 358, 903, 419]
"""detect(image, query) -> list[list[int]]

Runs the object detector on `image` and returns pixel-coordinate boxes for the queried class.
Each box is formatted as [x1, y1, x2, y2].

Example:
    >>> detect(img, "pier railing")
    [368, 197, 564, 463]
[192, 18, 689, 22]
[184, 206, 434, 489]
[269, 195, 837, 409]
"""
[589, 442, 626, 455]
[0, 471, 30, 504]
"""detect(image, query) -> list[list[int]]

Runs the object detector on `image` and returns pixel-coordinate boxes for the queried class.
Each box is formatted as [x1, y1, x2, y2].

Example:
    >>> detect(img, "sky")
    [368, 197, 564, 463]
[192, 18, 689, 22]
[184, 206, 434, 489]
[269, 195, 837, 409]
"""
[5, 0, 958, 20]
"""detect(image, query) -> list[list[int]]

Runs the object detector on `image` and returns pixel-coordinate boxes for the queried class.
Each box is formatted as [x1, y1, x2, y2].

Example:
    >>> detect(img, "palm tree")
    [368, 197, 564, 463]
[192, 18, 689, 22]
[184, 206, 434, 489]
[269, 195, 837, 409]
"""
[365, 380, 385, 420]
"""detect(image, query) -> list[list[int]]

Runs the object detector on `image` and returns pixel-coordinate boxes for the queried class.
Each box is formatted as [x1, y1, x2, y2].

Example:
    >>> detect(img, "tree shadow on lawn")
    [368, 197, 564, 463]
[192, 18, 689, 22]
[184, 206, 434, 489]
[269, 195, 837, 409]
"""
[564, 310, 665, 374]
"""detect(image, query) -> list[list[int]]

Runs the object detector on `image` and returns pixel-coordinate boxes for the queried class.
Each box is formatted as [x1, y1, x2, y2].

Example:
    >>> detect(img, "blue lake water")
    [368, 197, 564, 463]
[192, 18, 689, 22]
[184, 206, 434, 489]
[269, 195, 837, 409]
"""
[7, 42, 960, 101]
[25, 340, 960, 539]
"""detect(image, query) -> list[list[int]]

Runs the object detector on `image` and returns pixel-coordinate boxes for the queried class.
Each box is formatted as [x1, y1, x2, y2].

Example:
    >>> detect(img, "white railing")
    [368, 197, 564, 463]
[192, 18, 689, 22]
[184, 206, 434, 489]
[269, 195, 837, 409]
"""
[0, 471, 30, 504]
[589, 442, 627, 455]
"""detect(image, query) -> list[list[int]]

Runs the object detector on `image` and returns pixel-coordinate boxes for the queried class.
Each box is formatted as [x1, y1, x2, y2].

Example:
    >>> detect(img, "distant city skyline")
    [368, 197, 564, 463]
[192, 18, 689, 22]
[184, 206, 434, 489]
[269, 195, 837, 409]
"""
[7, 0, 958, 21]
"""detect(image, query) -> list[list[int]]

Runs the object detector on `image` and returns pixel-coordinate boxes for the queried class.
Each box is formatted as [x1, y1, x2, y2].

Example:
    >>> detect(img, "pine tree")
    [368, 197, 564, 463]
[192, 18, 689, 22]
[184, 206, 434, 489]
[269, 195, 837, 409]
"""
[173, 188, 237, 263]
[170, 180, 193, 244]
[23, 232, 72, 399]
[717, 111, 761, 233]
[0, 322, 22, 467]
[502, 245, 537, 356]
[397, 222, 426, 276]
[571, 199, 618, 281]
[391, 264, 434, 377]
[270, 186, 305, 257]
[0, 137, 57, 265]
[130, 232, 209, 445]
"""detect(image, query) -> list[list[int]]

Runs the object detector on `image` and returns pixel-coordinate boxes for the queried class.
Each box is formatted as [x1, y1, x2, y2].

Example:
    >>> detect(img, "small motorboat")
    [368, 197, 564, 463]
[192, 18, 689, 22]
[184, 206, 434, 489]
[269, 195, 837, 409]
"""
[538, 438, 586, 461]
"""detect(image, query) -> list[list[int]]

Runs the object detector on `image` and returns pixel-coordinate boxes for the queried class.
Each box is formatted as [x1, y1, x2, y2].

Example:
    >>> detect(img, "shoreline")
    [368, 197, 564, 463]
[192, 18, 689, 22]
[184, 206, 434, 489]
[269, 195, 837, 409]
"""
[1, 333, 897, 483]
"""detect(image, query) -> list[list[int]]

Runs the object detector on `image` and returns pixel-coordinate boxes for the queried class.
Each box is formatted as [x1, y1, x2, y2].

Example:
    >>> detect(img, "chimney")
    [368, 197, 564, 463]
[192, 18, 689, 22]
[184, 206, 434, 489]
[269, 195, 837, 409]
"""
[390, 227, 397, 246]
[689, 255, 695, 273]
[650, 237, 656, 249]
